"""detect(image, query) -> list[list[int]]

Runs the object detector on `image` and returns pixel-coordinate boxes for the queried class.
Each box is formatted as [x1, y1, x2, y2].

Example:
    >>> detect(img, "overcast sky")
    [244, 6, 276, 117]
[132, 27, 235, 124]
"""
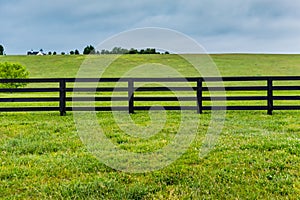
[1, 0, 300, 54]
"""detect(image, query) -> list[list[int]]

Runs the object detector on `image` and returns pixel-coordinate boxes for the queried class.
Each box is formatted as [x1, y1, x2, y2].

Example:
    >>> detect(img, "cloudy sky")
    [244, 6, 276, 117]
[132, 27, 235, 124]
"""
[1, 0, 300, 54]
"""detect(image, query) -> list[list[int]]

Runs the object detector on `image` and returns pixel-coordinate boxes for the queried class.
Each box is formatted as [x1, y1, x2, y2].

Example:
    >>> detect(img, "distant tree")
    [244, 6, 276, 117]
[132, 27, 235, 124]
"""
[83, 45, 96, 55]
[111, 47, 118, 54]
[110, 47, 129, 54]
[139, 49, 145, 54]
[99, 47, 160, 55]
[75, 49, 80, 55]
[61, 52, 65, 55]
[0, 62, 29, 88]
[53, 51, 57, 55]
[143, 48, 157, 54]
[0, 45, 4, 55]
[101, 49, 110, 54]
[151, 48, 157, 54]
[128, 48, 138, 54]
[164, 51, 170, 54]
[70, 50, 75, 55]
[48, 51, 52, 55]
[83, 46, 89, 54]
[90, 47, 96, 54]
[144, 48, 150, 54]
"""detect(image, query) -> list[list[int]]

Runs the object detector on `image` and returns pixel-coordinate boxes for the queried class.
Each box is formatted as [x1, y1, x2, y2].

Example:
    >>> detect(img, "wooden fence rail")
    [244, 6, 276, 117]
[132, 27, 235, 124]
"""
[0, 77, 299, 116]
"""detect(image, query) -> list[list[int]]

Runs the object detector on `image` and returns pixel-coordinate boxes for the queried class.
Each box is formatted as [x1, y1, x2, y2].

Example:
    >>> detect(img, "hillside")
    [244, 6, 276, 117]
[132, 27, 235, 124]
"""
[0, 54, 300, 78]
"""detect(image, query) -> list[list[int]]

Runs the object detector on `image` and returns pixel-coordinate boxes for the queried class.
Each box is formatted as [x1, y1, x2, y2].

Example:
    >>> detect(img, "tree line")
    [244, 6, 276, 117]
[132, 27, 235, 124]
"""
[0, 44, 170, 89]
[99, 47, 169, 55]
[83, 46, 169, 55]
[0, 44, 170, 55]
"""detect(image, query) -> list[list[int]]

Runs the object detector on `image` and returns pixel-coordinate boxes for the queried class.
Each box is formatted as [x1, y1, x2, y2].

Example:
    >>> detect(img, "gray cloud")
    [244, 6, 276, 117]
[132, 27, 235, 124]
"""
[0, 0, 300, 54]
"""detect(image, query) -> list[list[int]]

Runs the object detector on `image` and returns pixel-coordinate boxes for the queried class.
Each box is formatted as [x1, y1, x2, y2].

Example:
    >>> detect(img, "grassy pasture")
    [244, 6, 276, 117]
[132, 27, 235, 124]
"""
[1, 54, 300, 77]
[0, 54, 299, 199]
[0, 54, 299, 108]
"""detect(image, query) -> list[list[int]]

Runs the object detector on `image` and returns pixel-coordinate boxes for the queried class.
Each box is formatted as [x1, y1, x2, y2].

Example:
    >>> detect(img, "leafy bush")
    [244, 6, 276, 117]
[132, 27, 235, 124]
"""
[0, 62, 29, 88]
[0, 44, 4, 55]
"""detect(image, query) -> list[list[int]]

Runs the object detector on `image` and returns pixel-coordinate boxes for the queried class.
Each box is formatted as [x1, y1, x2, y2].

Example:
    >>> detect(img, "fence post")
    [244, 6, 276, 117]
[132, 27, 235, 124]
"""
[267, 78, 273, 115]
[197, 78, 203, 114]
[59, 79, 66, 116]
[128, 79, 134, 114]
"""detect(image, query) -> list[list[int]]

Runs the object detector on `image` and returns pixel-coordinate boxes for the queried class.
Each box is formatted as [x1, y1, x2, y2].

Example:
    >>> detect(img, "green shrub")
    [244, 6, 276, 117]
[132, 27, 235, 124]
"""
[0, 44, 4, 55]
[0, 62, 29, 88]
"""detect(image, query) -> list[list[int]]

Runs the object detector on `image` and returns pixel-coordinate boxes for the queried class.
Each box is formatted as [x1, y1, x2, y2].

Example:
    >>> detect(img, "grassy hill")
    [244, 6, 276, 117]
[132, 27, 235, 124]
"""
[0, 54, 300, 77]
[0, 54, 299, 199]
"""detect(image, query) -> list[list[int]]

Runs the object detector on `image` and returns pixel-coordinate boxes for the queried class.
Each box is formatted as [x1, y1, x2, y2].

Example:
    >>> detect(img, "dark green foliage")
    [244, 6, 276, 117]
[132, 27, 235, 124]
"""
[142, 48, 157, 54]
[128, 48, 138, 54]
[83, 45, 96, 55]
[100, 47, 161, 54]
[108, 47, 129, 54]
[0, 62, 29, 88]
[0, 44, 4, 55]
[70, 50, 80, 55]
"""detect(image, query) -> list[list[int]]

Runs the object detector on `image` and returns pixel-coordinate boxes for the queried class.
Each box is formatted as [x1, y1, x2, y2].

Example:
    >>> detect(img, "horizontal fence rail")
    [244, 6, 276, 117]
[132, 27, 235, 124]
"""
[0, 77, 299, 116]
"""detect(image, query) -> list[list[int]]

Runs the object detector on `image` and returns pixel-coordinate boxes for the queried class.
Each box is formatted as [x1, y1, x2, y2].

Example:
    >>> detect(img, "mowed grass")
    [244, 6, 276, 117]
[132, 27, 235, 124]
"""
[1, 111, 299, 199]
[1, 54, 300, 77]
[0, 54, 300, 199]
[0, 54, 299, 107]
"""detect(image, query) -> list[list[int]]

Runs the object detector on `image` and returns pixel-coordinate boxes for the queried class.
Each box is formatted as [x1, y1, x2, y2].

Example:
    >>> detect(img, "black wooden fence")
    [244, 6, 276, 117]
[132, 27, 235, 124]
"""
[0, 77, 299, 116]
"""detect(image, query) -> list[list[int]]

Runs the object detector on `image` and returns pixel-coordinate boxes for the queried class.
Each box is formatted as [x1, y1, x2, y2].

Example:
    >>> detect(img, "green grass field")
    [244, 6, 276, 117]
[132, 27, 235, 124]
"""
[0, 54, 300, 199]
[1, 54, 300, 77]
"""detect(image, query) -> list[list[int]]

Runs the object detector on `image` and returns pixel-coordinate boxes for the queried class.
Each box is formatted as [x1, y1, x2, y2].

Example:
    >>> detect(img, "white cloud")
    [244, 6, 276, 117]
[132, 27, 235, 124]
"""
[0, 0, 300, 54]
